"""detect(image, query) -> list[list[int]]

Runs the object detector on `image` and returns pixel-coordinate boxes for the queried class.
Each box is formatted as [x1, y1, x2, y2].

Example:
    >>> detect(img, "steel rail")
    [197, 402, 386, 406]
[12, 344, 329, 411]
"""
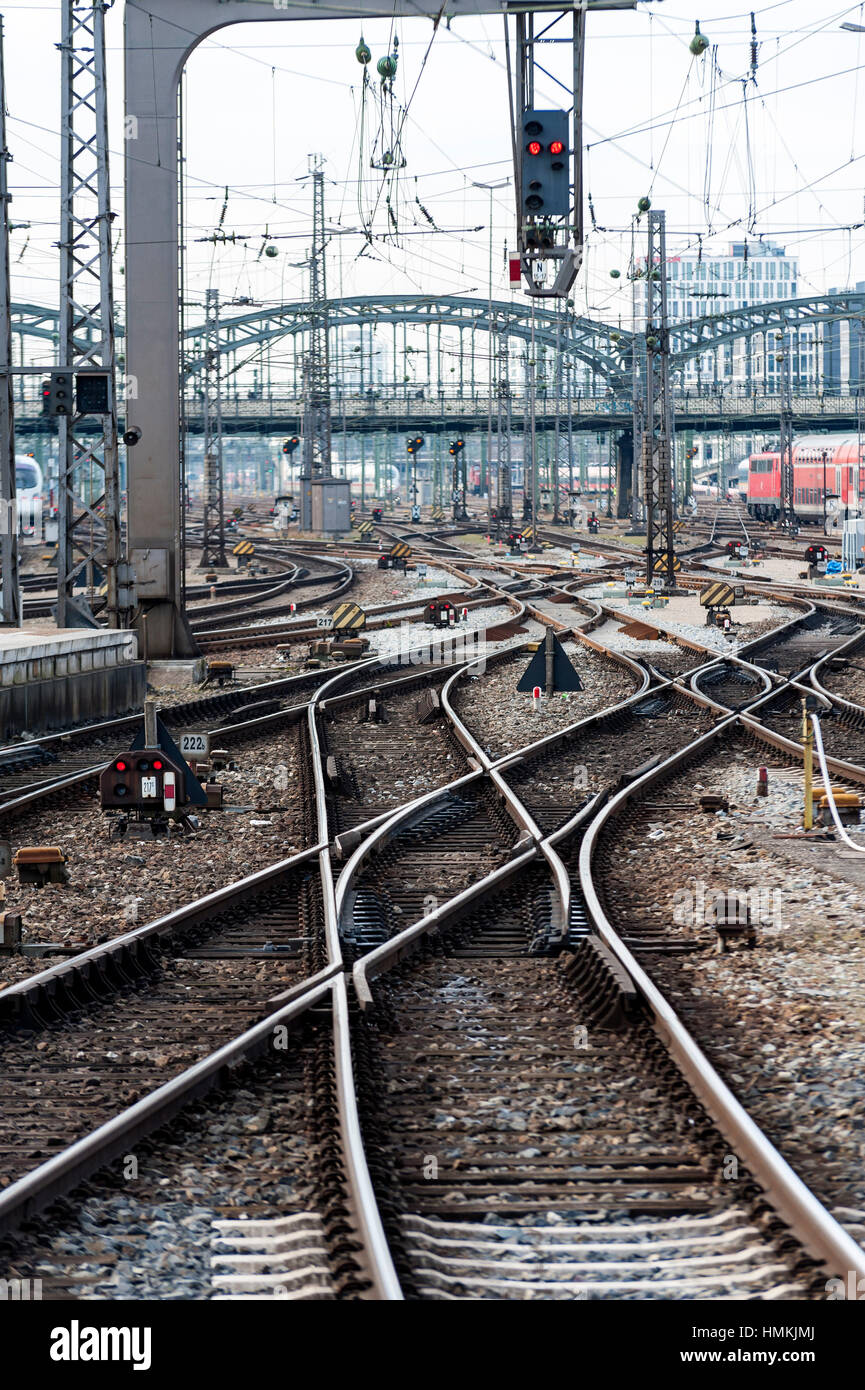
[0, 978, 335, 1238]
[353, 846, 538, 1006]
[810, 627, 865, 713]
[305, 653, 403, 1299]
[577, 714, 865, 1281]
[0, 841, 330, 1025]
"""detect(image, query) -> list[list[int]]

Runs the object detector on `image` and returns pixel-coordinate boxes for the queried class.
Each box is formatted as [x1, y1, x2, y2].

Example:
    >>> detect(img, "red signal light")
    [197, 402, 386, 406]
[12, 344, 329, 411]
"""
[115, 759, 127, 772]
[527, 141, 542, 156]
[153, 759, 163, 771]
[549, 140, 565, 155]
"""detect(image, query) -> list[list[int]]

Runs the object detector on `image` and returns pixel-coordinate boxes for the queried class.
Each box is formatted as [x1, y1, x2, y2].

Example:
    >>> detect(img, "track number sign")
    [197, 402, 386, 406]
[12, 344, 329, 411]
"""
[179, 732, 209, 758]
[316, 616, 334, 629]
[140, 776, 158, 799]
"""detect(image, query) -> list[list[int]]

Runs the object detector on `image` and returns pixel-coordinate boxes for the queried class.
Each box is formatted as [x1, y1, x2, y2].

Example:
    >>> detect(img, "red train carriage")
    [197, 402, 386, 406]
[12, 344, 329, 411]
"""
[747, 435, 865, 523]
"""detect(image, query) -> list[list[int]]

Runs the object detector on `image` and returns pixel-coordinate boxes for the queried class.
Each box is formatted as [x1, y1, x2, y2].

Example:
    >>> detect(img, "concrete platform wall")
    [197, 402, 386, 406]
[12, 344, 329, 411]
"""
[0, 662, 147, 741]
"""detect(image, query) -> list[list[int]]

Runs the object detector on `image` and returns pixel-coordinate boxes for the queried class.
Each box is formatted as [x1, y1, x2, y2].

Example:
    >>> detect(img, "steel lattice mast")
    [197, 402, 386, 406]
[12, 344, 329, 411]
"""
[198, 287, 227, 566]
[642, 209, 676, 586]
[630, 229, 645, 529]
[495, 318, 512, 534]
[300, 156, 332, 530]
[57, 0, 124, 628]
[0, 16, 20, 627]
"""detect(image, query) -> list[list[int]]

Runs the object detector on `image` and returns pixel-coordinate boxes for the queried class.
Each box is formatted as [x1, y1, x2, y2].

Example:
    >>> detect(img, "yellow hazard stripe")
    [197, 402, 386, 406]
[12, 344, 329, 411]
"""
[332, 603, 366, 629]
[700, 582, 734, 606]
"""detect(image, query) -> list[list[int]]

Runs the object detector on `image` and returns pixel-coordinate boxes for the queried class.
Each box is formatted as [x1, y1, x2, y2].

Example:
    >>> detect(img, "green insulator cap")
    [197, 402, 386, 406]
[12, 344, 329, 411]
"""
[377, 54, 397, 79]
[609, 269, 621, 279]
[356, 39, 372, 65]
[689, 23, 709, 56]
[637, 196, 651, 213]
[264, 244, 278, 258]
[646, 335, 659, 348]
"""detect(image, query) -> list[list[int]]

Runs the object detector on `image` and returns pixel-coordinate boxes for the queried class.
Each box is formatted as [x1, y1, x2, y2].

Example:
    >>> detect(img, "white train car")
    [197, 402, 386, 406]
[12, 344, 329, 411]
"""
[15, 454, 44, 533]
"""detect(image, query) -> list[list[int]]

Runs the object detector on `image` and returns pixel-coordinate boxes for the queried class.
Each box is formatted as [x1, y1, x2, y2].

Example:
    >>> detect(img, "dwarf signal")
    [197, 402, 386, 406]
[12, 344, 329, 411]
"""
[100, 750, 186, 811]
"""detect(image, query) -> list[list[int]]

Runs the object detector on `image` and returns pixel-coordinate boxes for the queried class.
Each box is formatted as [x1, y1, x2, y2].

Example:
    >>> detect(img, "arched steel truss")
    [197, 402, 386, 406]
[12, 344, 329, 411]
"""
[177, 290, 865, 389]
[11, 290, 865, 390]
[666, 291, 865, 368]
[181, 295, 630, 390]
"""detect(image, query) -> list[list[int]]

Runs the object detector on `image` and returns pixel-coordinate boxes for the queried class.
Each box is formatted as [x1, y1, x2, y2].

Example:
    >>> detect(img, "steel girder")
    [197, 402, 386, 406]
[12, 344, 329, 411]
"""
[14, 291, 865, 381]
[181, 295, 631, 390]
[667, 292, 865, 367]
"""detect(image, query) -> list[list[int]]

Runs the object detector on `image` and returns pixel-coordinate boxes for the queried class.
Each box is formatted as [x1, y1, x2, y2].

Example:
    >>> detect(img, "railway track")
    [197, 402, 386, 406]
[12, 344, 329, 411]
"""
[353, 930, 817, 1299]
[2, 543, 865, 1301]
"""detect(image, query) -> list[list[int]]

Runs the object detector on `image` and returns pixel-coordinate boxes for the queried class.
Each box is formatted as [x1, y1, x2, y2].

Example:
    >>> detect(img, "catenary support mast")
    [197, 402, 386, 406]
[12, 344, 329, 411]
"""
[57, 0, 124, 628]
[642, 209, 676, 586]
[0, 16, 20, 627]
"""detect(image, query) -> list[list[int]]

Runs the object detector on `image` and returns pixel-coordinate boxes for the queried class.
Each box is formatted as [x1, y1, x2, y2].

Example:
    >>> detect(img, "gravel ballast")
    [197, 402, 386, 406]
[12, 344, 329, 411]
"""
[597, 737, 865, 1246]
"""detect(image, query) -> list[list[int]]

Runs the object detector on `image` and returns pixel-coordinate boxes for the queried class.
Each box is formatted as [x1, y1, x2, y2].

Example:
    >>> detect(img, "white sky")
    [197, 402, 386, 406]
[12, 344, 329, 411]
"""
[3, 0, 865, 338]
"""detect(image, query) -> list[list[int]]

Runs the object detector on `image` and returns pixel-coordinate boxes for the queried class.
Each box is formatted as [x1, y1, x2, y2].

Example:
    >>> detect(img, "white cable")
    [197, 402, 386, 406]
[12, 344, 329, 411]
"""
[810, 712, 865, 850]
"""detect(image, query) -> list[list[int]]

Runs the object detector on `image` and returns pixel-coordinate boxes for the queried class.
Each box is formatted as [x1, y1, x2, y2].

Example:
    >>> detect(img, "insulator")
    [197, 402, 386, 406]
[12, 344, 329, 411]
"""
[690, 22, 709, 56]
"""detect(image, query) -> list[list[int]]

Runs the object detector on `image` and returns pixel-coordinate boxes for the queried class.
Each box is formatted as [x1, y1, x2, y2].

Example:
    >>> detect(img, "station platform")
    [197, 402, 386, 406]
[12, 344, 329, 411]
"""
[0, 627, 146, 740]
